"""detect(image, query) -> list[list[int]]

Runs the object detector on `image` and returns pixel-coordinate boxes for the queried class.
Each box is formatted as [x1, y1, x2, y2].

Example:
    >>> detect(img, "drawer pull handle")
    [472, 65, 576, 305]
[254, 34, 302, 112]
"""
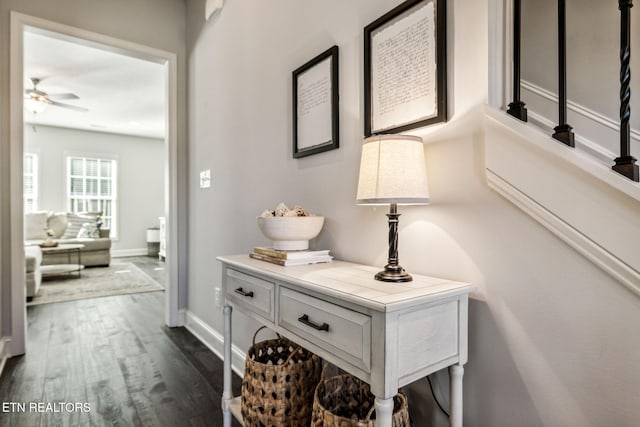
[234, 288, 254, 298]
[298, 314, 330, 332]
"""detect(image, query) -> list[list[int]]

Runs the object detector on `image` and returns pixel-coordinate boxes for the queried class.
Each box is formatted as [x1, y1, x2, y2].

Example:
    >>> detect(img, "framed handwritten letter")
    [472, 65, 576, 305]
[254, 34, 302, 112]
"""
[364, 0, 447, 136]
[292, 46, 339, 158]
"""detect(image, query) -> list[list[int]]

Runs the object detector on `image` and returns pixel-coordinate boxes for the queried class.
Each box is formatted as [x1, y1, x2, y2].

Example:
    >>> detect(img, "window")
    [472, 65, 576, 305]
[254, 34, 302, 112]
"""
[24, 153, 38, 213]
[67, 156, 117, 237]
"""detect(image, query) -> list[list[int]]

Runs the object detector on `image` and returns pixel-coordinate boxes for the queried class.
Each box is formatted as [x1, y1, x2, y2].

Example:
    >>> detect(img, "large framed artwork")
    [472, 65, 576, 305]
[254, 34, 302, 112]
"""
[292, 45, 339, 158]
[364, 0, 447, 136]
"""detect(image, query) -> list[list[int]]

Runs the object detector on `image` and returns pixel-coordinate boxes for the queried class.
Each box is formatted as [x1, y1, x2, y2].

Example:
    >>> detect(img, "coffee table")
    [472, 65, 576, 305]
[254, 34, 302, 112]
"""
[40, 243, 85, 278]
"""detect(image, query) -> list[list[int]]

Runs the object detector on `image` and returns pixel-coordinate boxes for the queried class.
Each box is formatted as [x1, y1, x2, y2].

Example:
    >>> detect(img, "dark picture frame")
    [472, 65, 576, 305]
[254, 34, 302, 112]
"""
[364, 0, 447, 136]
[292, 45, 339, 158]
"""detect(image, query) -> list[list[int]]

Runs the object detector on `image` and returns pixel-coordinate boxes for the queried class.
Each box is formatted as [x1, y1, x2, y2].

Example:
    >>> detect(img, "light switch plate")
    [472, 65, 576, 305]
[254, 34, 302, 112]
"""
[200, 169, 211, 189]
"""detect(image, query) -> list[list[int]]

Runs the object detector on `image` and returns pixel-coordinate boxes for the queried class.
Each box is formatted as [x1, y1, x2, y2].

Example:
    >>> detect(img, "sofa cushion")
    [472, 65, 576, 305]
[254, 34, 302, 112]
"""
[24, 245, 42, 273]
[47, 212, 68, 238]
[63, 237, 111, 251]
[63, 212, 101, 239]
[25, 211, 49, 240]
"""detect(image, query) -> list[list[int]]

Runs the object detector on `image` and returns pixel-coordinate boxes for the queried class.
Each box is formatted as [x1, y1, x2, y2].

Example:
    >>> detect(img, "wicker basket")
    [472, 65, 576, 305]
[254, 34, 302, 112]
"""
[241, 327, 322, 427]
[311, 373, 410, 427]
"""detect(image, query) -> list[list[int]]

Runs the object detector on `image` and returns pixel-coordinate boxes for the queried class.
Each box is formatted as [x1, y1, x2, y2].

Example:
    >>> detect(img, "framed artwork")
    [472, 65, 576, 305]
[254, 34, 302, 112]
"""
[364, 0, 447, 136]
[292, 45, 339, 158]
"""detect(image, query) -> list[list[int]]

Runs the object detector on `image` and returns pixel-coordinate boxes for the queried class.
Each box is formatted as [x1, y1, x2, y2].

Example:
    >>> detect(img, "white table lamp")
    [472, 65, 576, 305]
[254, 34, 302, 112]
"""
[356, 134, 429, 282]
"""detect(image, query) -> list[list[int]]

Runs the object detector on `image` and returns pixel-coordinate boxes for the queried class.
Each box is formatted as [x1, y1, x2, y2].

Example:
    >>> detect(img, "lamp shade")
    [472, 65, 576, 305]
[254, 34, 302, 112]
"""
[356, 134, 430, 205]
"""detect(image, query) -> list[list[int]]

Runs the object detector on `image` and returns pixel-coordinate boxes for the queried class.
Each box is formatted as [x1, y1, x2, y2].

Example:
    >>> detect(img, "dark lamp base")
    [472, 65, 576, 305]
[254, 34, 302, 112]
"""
[375, 265, 413, 283]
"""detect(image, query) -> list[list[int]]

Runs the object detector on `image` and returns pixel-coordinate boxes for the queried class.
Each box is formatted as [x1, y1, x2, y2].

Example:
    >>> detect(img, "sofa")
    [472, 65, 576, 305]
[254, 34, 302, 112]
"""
[25, 245, 42, 300]
[24, 211, 112, 267]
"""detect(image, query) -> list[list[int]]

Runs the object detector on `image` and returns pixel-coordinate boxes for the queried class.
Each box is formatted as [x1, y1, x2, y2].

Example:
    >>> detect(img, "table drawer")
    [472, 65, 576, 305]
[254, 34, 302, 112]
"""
[225, 268, 274, 322]
[279, 287, 371, 372]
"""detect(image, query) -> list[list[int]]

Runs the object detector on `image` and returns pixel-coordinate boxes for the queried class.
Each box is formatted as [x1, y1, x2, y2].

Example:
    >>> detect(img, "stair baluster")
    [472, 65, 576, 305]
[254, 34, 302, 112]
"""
[507, 0, 528, 121]
[552, 0, 575, 147]
[613, 0, 639, 181]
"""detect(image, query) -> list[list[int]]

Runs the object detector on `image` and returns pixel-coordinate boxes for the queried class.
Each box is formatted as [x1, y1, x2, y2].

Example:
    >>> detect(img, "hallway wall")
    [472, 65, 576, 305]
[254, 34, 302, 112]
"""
[185, 1, 640, 425]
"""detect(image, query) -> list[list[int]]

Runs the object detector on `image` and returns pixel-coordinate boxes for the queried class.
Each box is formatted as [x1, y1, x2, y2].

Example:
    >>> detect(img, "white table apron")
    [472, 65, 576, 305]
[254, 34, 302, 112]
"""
[218, 255, 474, 427]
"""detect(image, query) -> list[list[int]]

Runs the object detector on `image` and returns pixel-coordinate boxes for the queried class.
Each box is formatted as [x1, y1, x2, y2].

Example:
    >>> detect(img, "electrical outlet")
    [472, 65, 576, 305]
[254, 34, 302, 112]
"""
[214, 287, 221, 308]
[200, 169, 211, 189]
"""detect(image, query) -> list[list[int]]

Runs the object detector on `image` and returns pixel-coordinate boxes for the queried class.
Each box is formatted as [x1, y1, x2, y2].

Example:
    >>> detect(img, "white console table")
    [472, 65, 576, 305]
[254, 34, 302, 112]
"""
[218, 255, 475, 427]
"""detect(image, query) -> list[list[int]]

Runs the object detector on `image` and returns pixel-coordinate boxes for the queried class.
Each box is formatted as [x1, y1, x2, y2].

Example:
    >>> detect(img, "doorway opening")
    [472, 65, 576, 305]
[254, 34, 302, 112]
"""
[9, 12, 183, 356]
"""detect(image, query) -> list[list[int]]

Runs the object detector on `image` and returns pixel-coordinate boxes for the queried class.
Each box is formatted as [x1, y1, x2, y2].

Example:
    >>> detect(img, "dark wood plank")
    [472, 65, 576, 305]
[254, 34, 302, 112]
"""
[76, 300, 142, 427]
[0, 357, 45, 427]
[164, 326, 242, 397]
[86, 381, 142, 427]
[40, 342, 90, 426]
[119, 352, 187, 427]
[46, 300, 80, 347]
[0, 304, 58, 427]
[0, 259, 242, 427]
[137, 332, 219, 418]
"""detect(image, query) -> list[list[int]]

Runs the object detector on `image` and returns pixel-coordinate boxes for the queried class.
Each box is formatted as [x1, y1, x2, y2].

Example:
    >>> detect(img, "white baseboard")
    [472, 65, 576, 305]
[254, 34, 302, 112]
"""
[112, 248, 148, 257]
[176, 308, 186, 327]
[185, 310, 246, 377]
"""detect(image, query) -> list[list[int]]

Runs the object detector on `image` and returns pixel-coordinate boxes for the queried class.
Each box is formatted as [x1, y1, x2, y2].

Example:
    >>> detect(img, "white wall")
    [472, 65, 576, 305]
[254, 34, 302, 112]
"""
[187, 1, 640, 426]
[0, 0, 186, 350]
[24, 125, 164, 252]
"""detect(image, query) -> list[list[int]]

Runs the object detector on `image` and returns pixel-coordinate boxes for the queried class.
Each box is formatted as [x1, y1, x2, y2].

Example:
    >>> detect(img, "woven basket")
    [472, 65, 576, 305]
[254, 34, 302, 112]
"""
[311, 373, 410, 427]
[241, 327, 322, 427]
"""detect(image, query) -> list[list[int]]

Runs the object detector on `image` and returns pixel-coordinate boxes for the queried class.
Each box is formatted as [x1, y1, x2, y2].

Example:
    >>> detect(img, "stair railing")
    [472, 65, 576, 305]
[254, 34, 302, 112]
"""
[506, 0, 639, 182]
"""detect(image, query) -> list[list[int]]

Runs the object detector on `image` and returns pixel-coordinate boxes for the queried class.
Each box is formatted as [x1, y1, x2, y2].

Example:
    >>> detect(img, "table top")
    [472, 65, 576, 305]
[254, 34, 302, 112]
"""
[39, 243, 85, 253]
[218, 254, 475, 313]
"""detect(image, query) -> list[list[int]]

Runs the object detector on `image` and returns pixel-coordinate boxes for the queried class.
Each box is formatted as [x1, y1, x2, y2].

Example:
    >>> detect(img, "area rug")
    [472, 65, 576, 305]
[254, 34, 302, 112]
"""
[28, 262, 163, 306]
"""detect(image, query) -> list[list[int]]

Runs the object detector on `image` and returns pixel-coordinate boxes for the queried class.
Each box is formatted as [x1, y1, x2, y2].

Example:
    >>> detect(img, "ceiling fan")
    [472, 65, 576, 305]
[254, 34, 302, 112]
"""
[24, 77, 89, 113]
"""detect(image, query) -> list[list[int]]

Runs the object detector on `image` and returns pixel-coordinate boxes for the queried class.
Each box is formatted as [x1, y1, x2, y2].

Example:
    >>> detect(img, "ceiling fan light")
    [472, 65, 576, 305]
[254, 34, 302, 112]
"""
[25, 98, 47, 114]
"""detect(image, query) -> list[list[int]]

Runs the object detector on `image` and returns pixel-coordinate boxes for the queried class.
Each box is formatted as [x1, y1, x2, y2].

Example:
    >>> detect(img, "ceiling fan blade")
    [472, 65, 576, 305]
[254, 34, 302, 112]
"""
[49, 100, 89, 112]
[25, 88, 48, 97]
[47, 93, 80, 100]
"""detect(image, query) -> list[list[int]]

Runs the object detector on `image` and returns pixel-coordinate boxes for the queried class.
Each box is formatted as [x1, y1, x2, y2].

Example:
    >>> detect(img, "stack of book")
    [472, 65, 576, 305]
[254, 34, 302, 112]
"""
[250, 247, 333, 266]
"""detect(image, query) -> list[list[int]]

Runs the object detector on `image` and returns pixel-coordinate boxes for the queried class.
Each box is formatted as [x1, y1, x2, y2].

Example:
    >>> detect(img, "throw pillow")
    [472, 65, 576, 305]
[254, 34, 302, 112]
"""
[77, 222, 100, 239]
[24, 211, 49, 240]
[63, 212, 101, 239]
[47, 212, 68, 238]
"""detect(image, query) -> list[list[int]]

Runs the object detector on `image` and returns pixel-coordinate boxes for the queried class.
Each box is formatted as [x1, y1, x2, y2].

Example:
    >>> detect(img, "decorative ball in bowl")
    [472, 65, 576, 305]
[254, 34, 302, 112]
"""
[257, 216, 325, 251]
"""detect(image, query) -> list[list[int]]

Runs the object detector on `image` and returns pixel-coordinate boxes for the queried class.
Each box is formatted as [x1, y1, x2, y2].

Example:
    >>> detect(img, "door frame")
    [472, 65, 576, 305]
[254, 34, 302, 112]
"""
[7, 12, 184, 356]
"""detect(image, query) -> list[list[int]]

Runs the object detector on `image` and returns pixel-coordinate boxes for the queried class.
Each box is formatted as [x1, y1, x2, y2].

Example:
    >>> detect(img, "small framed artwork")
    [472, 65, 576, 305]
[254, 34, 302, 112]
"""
[292, 45, 339, 158]
[364, 0, 447, 136]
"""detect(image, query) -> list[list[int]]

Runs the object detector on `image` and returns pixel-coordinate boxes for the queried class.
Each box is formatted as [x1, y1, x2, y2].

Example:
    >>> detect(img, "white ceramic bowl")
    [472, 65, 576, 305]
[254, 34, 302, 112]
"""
[257, 216, 325, 251]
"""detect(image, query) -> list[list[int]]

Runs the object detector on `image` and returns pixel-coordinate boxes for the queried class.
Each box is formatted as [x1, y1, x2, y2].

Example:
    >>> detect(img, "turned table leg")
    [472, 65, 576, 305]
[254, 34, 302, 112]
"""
[449, 364, 464, 427]
[374, 396, 394, 427]
[222, 304, 233, 427]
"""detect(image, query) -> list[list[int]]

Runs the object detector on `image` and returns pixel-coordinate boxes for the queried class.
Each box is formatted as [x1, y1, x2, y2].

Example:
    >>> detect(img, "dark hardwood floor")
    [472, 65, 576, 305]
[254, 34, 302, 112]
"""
[0, 291, 241, 426]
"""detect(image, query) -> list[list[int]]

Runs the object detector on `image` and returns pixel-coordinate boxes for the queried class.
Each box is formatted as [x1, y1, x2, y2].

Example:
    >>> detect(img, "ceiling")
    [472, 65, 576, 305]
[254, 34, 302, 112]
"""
[24, 30, 166, 139]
